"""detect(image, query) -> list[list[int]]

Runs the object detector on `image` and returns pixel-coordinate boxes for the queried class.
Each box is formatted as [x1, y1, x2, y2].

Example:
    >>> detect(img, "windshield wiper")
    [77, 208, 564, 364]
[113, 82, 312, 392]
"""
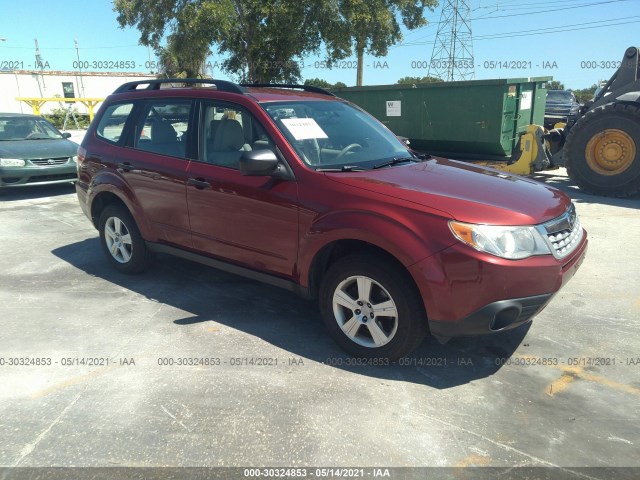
[317, 165, 367, 172]
[372, 156, 417, 169]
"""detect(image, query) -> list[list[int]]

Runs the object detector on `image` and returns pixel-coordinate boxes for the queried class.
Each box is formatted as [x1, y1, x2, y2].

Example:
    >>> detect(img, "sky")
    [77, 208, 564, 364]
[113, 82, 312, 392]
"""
[0, 0, 639, 90]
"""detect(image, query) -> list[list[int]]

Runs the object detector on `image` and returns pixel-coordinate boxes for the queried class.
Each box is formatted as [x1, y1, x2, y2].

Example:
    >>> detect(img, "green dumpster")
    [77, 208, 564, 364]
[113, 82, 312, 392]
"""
[335, 77, 551, 160]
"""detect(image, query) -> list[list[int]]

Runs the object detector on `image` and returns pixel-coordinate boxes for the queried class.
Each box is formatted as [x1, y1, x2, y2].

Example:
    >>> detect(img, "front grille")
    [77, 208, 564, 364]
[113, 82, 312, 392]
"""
[538, 204, 583, 259]
[29, 157, 70, 166]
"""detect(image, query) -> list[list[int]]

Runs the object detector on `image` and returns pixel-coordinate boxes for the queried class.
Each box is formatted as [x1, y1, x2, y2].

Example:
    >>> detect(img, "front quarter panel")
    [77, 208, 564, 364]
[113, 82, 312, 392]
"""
[295, 174, 458, 288]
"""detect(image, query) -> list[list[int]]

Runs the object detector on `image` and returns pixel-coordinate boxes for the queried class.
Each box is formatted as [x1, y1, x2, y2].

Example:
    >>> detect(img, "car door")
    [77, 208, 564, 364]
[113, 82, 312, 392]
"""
[114, 99, 194, 247]
[185, 100, 299, 277]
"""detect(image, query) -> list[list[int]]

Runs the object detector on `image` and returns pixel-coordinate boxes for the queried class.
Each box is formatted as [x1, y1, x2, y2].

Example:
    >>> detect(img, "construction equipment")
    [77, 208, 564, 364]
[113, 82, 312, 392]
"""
[335, 47, 640, 197]
[473, 124, 552, 175]
[465, 47, 639, 195]
[552, 46, 640, 197]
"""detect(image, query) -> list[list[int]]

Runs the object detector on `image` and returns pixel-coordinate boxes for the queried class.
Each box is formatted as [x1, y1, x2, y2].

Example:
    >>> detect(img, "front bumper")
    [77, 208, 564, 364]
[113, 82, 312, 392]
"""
[0, 163, 77, 187]
[409, 228, 588, 339]
[429, 293, 552, 340]
[544, 113, 577, 126]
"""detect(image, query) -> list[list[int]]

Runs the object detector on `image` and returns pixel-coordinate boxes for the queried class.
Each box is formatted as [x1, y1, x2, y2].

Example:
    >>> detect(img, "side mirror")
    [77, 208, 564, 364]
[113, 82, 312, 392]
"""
[239, 149, 280, 176]
[61, 132, 72, 139]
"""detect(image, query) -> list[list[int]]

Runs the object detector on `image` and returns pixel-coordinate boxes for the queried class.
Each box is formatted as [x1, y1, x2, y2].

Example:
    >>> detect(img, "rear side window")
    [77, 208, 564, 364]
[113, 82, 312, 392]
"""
[134, 101, 193, 159]
[96, 103, 134, 143]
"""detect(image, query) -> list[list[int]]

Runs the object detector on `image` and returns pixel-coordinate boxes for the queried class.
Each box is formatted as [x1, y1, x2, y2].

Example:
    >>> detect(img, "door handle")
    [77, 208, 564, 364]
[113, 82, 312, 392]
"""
[117, 162, 134, 171]
[187, 177, 212, 189]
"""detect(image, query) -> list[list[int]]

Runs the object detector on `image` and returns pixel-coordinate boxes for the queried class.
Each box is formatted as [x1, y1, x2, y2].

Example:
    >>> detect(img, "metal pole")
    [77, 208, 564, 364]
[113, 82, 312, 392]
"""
[75, 39, 86, 97]
[34, 38, 45, 96]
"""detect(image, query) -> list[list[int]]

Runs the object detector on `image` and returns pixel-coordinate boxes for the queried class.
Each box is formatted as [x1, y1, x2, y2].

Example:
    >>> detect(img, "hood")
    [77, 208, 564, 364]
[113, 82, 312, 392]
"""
[324, 157, 571, 225]
[0, 139, 78, 159]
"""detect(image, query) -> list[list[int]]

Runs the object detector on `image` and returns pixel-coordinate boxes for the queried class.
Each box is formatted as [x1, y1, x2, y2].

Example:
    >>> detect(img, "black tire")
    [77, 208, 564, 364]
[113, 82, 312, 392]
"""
[564, 102, 640, 197]
[98, 204, 152, 274]
[319, 253, 428, 360]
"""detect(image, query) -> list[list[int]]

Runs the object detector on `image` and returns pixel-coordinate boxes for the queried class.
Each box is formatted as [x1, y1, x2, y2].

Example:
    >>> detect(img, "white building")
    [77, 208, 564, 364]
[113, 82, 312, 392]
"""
[0, 70, 156, 115]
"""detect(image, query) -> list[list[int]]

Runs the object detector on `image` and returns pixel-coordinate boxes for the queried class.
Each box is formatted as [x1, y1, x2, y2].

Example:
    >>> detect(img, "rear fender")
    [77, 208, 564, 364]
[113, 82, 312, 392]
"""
[88, 171, 155, 241]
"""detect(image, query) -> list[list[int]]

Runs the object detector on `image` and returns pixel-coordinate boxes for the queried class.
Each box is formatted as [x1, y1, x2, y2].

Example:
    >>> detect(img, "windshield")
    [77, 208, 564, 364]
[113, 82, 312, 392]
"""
[261, 100, 410, 169]
[546, 90, 575, 103]
[0, 117, 64, 141]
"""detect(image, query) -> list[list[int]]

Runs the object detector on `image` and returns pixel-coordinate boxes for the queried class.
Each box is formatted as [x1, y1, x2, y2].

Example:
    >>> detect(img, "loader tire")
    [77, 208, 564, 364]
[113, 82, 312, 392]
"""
[564, 102, 640, 197]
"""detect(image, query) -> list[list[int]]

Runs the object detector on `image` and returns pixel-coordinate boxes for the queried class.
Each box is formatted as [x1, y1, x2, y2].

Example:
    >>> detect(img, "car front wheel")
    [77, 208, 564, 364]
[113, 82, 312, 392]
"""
[319, 254, 428, 360]
[98, 204, 152, 274]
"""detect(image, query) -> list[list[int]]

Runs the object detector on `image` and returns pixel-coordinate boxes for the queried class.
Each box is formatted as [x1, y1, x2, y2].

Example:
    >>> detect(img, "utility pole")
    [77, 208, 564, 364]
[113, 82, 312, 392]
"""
[34, 38, 46, 96]
[427, 0, 475, 81]
[74, 39, 86, 97]
[356, 43, 364, 87]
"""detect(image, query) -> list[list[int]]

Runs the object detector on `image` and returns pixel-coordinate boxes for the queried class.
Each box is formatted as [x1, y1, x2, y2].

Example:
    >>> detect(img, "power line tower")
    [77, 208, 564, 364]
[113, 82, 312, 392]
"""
[427, 0, 475, 81]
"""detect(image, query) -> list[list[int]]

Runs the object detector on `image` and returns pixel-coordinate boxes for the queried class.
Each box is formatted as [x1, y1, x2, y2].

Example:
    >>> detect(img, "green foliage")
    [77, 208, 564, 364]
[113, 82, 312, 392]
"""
[573, 84, 599, 104]
[324, 0, 437, 58]
[113, 0, 437, 84]
[397, 76, 443, 85]
[43, 106, 90, 129]
[304, 78, 347, 89]
[323, 0, 438, 84]
[156, 34, 211, 78]
[547, 81, 565, 90]
[114, 0, 330, 83]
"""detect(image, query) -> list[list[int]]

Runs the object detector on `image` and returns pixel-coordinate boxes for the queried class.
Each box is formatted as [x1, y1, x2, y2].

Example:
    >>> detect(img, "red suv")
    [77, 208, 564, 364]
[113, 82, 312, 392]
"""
[76, 79, 587, 360]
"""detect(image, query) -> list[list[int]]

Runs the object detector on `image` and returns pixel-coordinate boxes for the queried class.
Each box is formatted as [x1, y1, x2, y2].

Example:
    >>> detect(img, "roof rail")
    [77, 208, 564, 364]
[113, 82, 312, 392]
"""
[240, 83, 336, 97]
[113, 78, 245, 95]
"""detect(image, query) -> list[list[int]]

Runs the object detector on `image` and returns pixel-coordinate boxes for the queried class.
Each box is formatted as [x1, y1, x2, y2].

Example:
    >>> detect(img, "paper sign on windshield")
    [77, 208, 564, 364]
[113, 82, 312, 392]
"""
[281, 118, 328, 140]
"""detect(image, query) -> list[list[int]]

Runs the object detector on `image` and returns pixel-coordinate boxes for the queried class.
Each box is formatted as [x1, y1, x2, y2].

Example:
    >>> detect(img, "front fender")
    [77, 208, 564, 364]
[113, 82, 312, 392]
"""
[297, 208, 456, 288]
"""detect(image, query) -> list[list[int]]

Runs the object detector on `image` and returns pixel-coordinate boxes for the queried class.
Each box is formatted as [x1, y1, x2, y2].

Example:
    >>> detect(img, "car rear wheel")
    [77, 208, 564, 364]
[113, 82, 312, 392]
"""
[98, 204, 152, 274]
[319, 253, 428, 360]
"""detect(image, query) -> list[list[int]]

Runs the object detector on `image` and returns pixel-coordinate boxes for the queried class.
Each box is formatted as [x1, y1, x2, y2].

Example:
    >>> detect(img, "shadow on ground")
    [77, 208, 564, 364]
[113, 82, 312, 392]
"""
[531, 170, 640, 209]
[0, 183, 76, 201]
[52, 238, 531, 389]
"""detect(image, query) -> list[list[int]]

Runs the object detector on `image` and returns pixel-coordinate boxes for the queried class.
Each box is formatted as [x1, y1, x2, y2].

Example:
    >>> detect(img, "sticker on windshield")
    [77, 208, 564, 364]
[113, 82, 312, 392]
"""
[281, 118, 328, 140]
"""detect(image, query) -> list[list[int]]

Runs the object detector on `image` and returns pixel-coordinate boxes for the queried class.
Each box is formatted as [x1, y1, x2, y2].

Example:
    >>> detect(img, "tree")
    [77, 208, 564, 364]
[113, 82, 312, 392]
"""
[114, 0, 330, 83]
[156, 33, 211, 78]
[323, 0, 438, 86]
[114, 0, 437, 85]
[573, 84, 599, 104]
[304, 78, 348, 90]
[397, 75, 442, 85]
[547, 81, 565, 90]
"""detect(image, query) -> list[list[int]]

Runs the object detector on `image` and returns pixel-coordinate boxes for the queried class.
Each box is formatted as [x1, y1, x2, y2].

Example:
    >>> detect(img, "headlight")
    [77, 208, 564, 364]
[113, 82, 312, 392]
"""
[449, 221, 551, 260]
[0, 158, 26, 167]
[71, 155, 78, 163]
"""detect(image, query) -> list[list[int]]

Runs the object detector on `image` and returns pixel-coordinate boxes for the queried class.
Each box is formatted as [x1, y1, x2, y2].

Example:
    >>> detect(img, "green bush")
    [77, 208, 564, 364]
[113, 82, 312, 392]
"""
[43, 105, 90, 130]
